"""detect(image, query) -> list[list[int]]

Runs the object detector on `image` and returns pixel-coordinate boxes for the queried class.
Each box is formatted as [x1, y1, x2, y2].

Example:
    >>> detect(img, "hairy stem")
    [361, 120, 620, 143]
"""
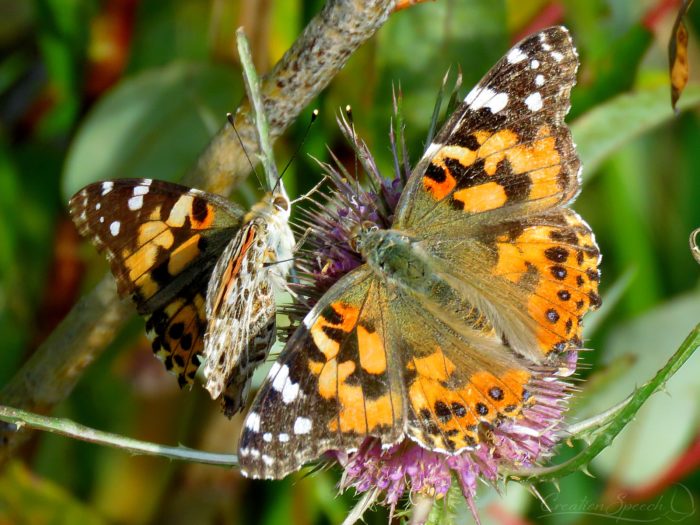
[0, 405, 237, 467]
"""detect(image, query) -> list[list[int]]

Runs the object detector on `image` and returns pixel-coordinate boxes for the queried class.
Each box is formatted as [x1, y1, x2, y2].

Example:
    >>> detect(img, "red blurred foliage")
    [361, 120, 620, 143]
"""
[84, 0, 139, 100]
[30, 219, 85, 350]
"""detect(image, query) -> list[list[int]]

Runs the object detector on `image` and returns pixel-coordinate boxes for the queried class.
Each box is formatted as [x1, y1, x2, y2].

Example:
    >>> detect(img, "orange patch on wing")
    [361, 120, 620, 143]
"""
[148, 206, 162, 221]
[313, 357, 396, 434]
[527, 166, 562, 203]
[357, 324, 386, 374]
[134, 273, 158, 300]
[423, 164, 456, 201]
[307, 305, 398, 434]
[453, 181, 507, 213]
[310, 302, 361, 361]
[191, 202, 215, 229]
[210, 227, 256, 317]
[168, 234, 202, 276]
[317, 359, 354, 399]
[167, 195, 194, 227]
[479, 129, 518, 163]
[328, 390, 396, 435]
[409, 347, 456, 381]
[423, 145, 477, 201]
[125, 229, 175, 277]
[137, 221, 167, 245]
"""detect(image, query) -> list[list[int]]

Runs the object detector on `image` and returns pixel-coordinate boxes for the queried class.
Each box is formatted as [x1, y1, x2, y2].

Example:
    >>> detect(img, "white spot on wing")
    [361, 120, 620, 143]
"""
[525, 92, 543, 112]
[99, 217, 105, 223]
[128, 195, 143, 211]
[466, 87, 499, 111]
[422, 141, 442, 160]
[551, 51, 564, 62]
[263, 433, 272, 442]
[535, 74, 545, 87]
[262, 454, 274, 466]
[271, 364, 289, 392]
[133, 185, 150, 196]
[95, 203, 101, 210]
[293, 417, 312, 435]
[540, 32, 552, 51]
[109, 221, 121, 236]
[530, 59, 540, 69]
[268, 361, 281, 379]
[507, 47, 527, 64]
[246, 411, 261, 432]
[101, 181, 113, 196]
[485, 92, 508, 113]
[282, 380, 300, 404]
[278, 433, 289, 442]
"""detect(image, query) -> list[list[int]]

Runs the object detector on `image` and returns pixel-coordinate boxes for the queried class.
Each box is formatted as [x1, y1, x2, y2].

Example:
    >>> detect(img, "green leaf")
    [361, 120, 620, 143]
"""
[572, 84, 700, 178]
[127, 0, 212, 73]
[34, 0, 94, 135]
[62, 62, 241, 199]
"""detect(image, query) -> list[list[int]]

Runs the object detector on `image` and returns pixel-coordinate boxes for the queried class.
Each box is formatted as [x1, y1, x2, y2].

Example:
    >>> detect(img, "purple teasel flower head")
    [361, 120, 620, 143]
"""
[285, 109, 578, 523]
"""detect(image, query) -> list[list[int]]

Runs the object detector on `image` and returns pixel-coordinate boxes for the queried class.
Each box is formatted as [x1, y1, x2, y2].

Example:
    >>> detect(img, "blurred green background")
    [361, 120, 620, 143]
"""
[2, 0, 700, 523]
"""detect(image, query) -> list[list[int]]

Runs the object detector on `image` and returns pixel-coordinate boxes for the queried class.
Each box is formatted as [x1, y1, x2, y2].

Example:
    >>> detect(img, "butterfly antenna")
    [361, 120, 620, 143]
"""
[345, 105, 362, 197]
[273, 108, 320, 194]
[226, 112, 264, 191]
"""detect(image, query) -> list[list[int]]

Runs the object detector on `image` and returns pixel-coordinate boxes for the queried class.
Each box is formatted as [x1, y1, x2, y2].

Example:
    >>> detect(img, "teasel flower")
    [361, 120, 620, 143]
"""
[285, 97, 578, 523]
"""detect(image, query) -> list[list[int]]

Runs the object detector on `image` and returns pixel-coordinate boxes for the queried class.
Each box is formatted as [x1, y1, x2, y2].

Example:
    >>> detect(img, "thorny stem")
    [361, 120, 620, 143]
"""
[0, 405, 238, 467]
[506, 323, 700, 483]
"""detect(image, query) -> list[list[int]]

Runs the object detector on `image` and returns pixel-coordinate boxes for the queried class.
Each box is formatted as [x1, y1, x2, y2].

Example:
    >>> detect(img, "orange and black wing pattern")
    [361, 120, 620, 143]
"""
[69, 178, 243, 387]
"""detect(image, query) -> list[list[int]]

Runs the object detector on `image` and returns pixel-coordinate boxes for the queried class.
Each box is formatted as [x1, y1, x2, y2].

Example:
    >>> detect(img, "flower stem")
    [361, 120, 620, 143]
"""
[0, 405, 237, 467]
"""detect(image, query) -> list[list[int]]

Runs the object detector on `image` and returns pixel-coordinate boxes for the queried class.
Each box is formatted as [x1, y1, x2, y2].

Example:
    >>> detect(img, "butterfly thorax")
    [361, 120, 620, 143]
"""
[359, 229, 438, 294]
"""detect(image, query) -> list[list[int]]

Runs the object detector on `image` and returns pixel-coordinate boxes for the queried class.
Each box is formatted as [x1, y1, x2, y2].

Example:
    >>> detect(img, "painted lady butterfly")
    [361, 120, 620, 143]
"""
[238, 26, 601, 478]
[69, 176, 294, 415]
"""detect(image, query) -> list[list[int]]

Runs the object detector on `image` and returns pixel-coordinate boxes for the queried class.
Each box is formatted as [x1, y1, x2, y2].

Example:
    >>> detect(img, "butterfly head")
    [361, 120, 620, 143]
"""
[250, 187, 291, 225]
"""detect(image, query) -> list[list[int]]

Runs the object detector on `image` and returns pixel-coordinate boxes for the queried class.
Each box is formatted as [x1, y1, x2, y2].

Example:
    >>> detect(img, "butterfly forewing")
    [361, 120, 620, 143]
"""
[69, 179, 244, 308]
[395, 26, 579, 229]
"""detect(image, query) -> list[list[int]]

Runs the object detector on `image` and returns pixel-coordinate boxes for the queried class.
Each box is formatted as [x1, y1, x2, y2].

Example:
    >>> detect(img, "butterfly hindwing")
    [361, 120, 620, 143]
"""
[239, 267, 406, 479]
[204, 218, 277, 412]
